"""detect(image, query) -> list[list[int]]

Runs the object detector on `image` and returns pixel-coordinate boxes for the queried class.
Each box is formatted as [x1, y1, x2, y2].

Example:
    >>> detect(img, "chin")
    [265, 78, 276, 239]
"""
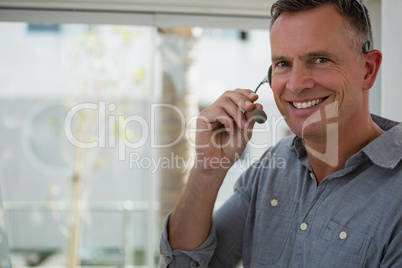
[289, 122, 328, 139]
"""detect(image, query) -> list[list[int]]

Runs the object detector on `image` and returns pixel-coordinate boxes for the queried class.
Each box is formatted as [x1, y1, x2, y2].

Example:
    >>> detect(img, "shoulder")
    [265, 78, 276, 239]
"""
[260, 134, 297, 159]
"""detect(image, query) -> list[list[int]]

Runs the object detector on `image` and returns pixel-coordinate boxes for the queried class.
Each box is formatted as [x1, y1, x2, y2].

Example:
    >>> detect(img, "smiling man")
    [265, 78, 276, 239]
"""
[269, 2, 385, 182]
[159, 0, 402, 267]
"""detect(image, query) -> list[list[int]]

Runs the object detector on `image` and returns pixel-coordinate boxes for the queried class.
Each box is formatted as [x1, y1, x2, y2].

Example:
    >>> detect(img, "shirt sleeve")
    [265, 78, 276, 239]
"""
[380, 227, 402, 267]
[158, 212, 218, 268]
[158, 180, 252, 267]
[158, 156, 263, 268]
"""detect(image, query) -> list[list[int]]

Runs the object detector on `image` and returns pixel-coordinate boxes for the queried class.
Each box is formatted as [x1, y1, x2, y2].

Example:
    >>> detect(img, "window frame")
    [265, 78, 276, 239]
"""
[0, 0, 272, 29]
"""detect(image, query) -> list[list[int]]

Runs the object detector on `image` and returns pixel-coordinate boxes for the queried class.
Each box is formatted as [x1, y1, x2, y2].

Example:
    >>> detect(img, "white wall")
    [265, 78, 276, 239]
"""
[367, 0, 382, 116]
[381, 0, 402, 122]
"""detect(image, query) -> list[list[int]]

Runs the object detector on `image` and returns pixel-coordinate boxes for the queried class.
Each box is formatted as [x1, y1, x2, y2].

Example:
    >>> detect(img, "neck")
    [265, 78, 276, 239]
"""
[304, 115, 384, 184]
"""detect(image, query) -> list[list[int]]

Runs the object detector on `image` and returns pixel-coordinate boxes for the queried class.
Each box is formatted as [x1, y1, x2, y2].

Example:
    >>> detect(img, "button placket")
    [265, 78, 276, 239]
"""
[296, 172, 341, 257]
[296, 221, 309, 255]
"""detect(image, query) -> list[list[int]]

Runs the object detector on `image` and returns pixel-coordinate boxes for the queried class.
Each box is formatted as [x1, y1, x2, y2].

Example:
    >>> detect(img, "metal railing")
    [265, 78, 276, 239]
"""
[2, 201, 160, 267]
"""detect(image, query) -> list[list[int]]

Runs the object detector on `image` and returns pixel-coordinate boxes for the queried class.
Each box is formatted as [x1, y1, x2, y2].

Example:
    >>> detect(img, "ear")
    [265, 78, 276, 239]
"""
[362, 49, 382, 90]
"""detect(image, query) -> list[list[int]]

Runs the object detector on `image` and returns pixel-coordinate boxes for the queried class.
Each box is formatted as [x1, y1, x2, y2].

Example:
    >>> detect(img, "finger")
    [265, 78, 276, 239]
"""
[233, 89, 260, 111]
[244, 103, 264, 121]
[213, 90, 258, 129]
[204, 89, 260, 132]
[254, 103, 264, 111]
[220, 89, 258, 110]
[234, 88, 259, 100]
[199, 107, 236, 135]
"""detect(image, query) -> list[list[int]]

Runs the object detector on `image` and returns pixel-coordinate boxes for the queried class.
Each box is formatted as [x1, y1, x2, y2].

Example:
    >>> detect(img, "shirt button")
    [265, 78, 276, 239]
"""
[310, 172, 316, 180]
[339, 231, 348, 240]
[270, 199, 279, 207]
[300, 222, 308, 231]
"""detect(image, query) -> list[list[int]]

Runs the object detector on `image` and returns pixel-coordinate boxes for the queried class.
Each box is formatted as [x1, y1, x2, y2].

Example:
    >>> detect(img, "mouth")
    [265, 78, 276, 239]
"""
[292, 97, 328, 109]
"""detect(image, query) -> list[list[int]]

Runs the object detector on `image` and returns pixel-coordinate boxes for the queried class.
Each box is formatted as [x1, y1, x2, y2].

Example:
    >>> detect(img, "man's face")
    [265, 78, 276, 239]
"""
[270, 4, 367, 139]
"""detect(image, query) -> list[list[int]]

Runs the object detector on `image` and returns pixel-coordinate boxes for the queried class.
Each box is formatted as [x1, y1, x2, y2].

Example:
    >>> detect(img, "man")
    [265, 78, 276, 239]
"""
[159, 0, 402, 267]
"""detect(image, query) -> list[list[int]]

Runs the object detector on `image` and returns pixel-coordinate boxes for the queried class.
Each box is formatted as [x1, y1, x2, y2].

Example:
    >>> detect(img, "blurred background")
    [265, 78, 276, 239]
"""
[0, 0, 399, 267]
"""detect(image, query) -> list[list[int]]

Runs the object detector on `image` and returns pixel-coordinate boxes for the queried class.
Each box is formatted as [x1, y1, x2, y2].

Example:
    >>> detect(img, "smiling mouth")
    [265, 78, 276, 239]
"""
[292, 97, 327, 109]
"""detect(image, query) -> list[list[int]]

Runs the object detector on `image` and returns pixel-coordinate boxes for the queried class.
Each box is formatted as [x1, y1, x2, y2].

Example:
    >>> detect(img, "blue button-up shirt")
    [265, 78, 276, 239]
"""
[160, 115, 402, 267]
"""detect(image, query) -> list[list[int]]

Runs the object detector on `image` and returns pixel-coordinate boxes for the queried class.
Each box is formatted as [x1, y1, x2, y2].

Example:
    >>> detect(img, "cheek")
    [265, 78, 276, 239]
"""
[271, 75, 297, 117]
[272, 93, 287, 116]
[329, 70, 357, 102]
[270, 78, 284, 100]
[317, 68, 345, 88]
[271, 83, 286, 110]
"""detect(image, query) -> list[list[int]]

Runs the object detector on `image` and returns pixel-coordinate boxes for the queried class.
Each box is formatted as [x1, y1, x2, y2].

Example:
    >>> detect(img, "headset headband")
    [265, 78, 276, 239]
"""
[354, 0, 372, 53]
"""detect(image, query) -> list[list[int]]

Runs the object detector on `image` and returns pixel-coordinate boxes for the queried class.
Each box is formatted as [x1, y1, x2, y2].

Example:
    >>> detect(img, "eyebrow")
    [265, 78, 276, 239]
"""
[271, 55, 290, 63]
[271, 50, 337, 63]
[303, 50, 335, 60]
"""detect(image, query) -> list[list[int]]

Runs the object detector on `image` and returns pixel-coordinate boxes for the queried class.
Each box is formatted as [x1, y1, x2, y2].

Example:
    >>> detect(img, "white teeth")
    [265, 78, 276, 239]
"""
[293, 98, 324, 109]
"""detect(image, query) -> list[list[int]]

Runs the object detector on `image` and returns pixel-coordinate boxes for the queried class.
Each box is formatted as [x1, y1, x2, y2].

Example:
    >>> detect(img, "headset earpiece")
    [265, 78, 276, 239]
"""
[362, 40, 372, 54]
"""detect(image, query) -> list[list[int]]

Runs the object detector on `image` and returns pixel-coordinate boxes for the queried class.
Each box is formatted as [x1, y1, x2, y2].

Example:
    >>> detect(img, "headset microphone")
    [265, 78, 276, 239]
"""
[252, 65, 272, 124]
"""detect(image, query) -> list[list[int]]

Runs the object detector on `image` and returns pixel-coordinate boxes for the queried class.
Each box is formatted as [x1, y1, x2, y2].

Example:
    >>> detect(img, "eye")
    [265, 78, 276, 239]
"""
[276, 61, 290, 67]
[315, 58, 329, 64]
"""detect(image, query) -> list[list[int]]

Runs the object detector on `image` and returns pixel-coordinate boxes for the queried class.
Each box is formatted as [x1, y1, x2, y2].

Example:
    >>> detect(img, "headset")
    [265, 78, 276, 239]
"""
[252, 0, 372, 124]
[355, 0, 372, 53]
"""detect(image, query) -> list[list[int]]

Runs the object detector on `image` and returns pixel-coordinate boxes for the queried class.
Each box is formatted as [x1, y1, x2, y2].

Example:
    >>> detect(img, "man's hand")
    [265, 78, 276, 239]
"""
[168, 88, 262, 251]
[194, 88, 262, 176]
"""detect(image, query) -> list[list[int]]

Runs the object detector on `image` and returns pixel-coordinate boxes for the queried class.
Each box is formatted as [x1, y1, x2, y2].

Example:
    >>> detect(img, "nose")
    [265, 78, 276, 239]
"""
[286, 65, 315, 94]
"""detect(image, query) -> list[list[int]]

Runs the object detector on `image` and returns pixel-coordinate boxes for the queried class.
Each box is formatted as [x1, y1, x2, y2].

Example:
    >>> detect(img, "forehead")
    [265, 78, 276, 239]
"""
[270, 4, 350, 56]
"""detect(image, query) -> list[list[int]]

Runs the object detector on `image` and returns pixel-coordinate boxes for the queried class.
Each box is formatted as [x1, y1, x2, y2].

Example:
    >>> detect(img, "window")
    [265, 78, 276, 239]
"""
[0, 19, 287, 266]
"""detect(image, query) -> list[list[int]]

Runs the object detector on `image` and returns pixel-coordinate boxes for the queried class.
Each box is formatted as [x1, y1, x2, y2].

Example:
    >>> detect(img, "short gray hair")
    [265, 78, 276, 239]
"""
[270, 0, 373, 54]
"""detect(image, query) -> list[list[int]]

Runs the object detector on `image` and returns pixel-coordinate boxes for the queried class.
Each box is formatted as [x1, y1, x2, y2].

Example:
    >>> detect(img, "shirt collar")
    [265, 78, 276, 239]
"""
[291, 115, 402, 170]
[362, 115, 402, 169]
